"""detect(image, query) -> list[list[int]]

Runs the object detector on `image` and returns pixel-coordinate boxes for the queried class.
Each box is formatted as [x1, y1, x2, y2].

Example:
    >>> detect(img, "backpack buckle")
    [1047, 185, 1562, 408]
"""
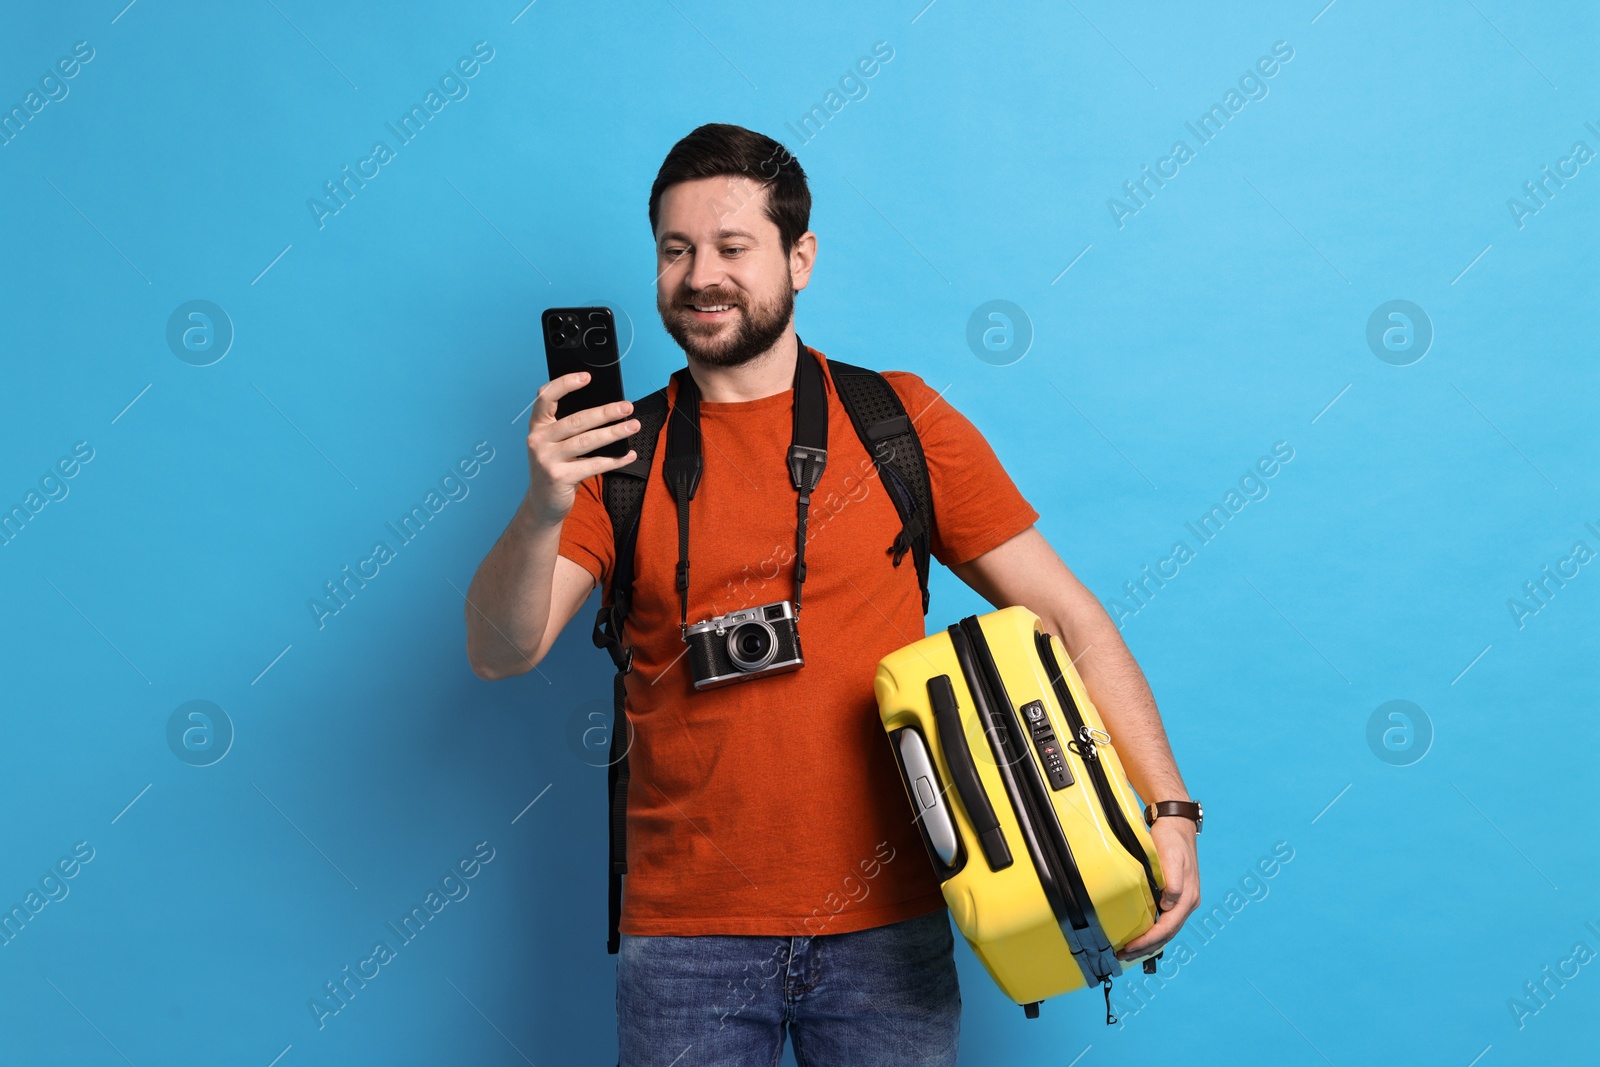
[592, 602, 634, 673]
[866, 415, 909, 464]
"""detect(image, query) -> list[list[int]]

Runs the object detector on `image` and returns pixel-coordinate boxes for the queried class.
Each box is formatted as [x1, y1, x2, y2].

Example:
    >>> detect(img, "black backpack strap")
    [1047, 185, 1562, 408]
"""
[826, 359, 936, 616]
[590, 386, 670, 955]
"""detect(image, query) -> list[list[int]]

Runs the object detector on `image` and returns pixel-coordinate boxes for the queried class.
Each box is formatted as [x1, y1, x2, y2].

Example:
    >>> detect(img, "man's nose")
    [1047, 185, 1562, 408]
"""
[685, 247, 725, 294]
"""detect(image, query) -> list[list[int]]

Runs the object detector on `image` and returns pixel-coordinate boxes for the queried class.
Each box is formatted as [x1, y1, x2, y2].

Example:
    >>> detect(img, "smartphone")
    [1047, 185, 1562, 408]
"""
[541, 306, 629, 460]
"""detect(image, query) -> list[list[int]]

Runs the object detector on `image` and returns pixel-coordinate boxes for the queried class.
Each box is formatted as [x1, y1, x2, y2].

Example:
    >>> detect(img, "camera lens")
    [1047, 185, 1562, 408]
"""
[727, 621, 777, 671]
[551, 316, 580, 348]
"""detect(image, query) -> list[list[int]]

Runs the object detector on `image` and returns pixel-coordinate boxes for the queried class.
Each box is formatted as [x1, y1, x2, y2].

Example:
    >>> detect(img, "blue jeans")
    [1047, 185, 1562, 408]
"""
[616, 907, 961, 1066]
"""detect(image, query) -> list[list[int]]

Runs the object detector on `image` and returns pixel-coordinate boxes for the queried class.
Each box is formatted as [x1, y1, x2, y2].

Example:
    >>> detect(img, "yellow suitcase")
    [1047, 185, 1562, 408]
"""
[875, 606, 1166, 1023]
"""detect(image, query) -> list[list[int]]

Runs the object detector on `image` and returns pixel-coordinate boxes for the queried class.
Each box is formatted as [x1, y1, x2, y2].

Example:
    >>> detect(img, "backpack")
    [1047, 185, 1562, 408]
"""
[589, 355, 936, 953]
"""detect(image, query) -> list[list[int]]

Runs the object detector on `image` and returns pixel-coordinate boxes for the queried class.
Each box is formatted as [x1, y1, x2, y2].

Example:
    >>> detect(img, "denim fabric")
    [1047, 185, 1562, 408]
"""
[616, 907, 961, 1066]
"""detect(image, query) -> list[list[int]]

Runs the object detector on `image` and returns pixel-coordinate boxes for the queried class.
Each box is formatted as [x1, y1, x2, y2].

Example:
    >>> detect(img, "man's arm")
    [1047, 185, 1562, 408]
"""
[464, 500, 597, 679]
[464, 371, 638, 681]
[949, 524, 1199, 960]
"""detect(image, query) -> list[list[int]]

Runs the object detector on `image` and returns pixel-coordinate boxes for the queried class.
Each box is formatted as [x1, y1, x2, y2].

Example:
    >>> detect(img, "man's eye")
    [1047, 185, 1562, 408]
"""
[664, 247, 688, 258]
[723, 247, 744, 255]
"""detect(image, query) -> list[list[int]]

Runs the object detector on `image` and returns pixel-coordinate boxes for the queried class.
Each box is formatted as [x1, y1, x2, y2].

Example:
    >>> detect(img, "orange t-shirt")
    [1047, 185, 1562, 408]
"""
[557, 345, 1040, 937]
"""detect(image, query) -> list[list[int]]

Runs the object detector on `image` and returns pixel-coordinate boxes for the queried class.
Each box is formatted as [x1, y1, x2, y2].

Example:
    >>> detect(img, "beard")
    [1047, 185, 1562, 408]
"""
[659, 274, 795, 370]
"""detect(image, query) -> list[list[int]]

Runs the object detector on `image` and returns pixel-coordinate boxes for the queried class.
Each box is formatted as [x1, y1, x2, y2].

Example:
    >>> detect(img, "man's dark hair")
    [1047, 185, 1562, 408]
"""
[648, 123, 811, 256]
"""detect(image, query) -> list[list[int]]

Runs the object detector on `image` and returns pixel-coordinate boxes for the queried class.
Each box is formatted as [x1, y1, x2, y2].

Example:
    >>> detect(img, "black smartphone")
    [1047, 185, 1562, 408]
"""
[541, 306, 629, 460]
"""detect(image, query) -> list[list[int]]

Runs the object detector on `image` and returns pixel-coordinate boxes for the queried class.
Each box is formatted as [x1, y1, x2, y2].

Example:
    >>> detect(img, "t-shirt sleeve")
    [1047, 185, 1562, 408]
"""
[882, 370, 1040, 568]
[556, 472, 614, 593]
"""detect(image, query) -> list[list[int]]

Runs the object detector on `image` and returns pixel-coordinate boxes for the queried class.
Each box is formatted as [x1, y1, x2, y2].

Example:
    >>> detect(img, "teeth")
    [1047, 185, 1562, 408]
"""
[692, 304, 733, 312]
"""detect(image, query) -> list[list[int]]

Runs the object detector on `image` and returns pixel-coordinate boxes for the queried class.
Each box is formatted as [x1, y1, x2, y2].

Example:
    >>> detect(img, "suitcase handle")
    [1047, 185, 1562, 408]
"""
[929, 674, 1013, 871]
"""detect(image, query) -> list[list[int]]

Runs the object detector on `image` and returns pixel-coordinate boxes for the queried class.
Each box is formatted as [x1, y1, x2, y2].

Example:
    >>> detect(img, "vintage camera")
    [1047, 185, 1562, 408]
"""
[683, 600, 803, 690]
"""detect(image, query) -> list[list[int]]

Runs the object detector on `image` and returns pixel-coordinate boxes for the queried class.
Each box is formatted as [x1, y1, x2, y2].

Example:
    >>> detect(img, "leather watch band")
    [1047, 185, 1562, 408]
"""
[1144, 800, 1202, 832]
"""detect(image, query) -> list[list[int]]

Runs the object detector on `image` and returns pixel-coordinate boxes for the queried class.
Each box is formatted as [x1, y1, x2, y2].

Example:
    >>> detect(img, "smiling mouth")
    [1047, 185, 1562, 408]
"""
[686, 302, 739, 320]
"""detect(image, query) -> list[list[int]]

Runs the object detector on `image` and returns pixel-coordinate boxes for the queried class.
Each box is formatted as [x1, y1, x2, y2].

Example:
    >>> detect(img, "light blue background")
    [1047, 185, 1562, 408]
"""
[2, 1, 1596, 1064]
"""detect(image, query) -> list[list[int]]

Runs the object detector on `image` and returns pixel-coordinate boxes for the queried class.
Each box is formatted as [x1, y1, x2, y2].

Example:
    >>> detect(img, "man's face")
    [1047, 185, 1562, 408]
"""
[654, 175, 812, 369]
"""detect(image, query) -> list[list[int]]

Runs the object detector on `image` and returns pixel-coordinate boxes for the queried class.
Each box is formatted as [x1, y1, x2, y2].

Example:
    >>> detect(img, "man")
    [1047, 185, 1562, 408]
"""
[465, 123, 1200, 1065]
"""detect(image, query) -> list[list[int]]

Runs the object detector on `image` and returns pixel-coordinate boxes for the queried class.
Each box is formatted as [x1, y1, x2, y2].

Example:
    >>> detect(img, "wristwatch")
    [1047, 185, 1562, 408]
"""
[1144, 800, 1202, 833]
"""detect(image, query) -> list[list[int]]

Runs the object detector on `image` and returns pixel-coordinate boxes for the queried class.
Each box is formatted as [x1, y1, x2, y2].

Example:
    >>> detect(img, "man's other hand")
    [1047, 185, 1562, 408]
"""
[1115, 816, 1200, 963]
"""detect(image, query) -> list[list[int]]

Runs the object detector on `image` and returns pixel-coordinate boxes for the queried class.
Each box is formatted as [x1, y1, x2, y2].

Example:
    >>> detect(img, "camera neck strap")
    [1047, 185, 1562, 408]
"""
[663, 336, 829, 632]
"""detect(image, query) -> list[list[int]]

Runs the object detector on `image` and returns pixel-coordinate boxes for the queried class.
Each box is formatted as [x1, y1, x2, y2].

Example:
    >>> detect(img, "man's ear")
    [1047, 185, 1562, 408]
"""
[790, 230, 818, 292]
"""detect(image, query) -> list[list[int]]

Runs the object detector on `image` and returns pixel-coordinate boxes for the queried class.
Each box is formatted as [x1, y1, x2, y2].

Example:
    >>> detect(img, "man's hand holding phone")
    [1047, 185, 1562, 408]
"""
[524, 371, 638, 528]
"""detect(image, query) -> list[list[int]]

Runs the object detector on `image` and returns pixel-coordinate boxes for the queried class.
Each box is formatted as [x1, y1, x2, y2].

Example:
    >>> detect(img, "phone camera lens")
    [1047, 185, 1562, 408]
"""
[551, 315, 581, 348]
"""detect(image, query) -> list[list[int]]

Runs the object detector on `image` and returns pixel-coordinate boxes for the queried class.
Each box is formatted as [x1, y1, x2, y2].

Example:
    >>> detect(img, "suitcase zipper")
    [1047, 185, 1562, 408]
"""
[1035, 631, 1164, 914]
[954, 616, 1127, 1005]
[949, 619, 1089, 933]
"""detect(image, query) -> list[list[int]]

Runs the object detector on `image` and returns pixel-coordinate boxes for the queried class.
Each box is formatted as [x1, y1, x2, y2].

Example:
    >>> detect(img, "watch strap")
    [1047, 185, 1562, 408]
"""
[1144, 800, 1202, 832]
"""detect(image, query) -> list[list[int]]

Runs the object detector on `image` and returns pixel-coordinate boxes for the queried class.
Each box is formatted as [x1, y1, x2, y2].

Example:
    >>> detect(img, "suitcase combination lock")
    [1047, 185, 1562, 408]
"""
[1019, 700, 1074, 791]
